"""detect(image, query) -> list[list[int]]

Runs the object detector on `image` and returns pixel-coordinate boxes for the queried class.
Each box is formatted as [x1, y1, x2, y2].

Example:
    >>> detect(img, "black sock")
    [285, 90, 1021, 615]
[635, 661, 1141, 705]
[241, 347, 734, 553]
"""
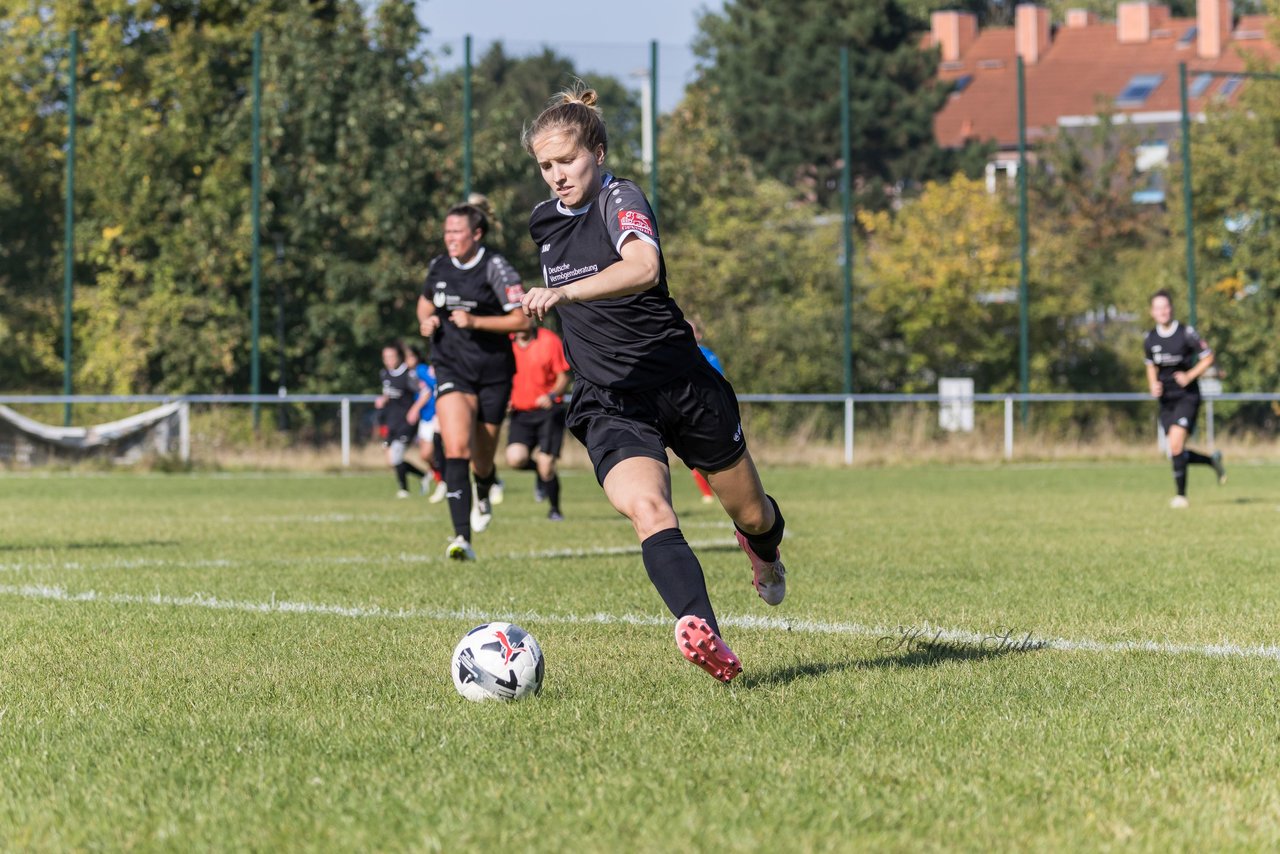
[394, 463, 409, 491]
[474, 468, 497, 503]
[444, 457, 472, 538]
[735, 495, 785, 562]
[402, 461, 425, 480]
[641, 528, 718, 636]
[1172, 451, 1188, 496]
[1186, 449, 1213, 466]
[541, 474, 561, 512]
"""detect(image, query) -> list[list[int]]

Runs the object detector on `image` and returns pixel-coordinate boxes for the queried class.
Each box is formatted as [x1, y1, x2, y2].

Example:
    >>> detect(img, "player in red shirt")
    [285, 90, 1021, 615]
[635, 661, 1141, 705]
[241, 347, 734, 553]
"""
[506, 325, 573, 520]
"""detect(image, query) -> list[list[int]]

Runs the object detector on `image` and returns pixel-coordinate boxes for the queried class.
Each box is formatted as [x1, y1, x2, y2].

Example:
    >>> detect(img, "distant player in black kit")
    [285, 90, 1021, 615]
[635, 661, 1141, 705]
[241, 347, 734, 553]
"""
[1144, 289, 1225, 508]
[375, 341, 427, 498]
[521, 86, 788, 684]
[418, 203, 530, 559]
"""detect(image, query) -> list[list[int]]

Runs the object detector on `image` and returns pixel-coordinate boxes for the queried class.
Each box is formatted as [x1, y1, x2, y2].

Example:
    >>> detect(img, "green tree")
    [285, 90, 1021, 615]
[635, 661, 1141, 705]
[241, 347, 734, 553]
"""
[1174, 54, 1280, 422]
[428, 43, 641, 280]
[693, 0, 985, 207]
[14, 0, 451, 396]
[0, 11, 72, 390]
[1029, 112, 1165, 392]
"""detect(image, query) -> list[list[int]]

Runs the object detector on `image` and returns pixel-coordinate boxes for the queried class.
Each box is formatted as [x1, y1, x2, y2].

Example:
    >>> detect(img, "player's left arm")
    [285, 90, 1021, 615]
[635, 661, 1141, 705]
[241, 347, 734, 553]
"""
[1174, 333, 1214, 387]
[451, 306, 531, 333]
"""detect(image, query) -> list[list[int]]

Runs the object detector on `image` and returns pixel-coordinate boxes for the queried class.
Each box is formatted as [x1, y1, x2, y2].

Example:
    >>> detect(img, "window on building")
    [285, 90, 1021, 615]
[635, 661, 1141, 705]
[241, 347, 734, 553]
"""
[1116, 73, 1164, 107]
[1218, 76, 1244, 97]
[1176, 26, 1197, 47]
[1189, 73, 1214, 98]
[951, 75, 974, 94]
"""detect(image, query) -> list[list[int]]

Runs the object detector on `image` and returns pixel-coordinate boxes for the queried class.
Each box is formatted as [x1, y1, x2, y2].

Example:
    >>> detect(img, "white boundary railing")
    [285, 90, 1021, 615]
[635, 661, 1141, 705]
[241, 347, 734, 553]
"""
[3, 392, 1278, 466]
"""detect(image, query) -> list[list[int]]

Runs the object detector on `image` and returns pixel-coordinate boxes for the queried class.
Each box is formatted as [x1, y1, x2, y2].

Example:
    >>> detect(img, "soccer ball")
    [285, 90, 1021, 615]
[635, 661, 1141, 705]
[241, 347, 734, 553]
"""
[450, 622, 545, 702]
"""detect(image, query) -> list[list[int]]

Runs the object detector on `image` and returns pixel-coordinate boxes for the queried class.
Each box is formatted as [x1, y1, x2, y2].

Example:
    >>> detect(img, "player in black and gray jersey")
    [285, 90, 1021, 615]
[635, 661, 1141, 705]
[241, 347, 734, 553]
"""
[418, 202, 530, 560]
[1143, 289, 1225, 508]
[521, 86, 790, 684]
[376, 341, 428, 498]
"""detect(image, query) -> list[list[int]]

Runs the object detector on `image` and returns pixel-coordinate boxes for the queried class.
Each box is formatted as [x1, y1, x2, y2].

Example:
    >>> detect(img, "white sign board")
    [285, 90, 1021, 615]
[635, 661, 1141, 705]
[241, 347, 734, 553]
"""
[939, 378, 975, 432]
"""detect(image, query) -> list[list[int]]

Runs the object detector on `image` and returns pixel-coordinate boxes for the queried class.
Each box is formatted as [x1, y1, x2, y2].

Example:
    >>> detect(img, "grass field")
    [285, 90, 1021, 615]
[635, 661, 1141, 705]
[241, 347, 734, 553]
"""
[3, 461, 1280, 851]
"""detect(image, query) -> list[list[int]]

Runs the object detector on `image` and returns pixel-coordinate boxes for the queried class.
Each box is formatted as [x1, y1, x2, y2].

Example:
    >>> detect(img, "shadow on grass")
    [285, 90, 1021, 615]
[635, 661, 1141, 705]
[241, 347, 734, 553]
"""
[0, 539, 180, 552]
[740, 643, 1035, 689]
[1228, 497, 1268, 505]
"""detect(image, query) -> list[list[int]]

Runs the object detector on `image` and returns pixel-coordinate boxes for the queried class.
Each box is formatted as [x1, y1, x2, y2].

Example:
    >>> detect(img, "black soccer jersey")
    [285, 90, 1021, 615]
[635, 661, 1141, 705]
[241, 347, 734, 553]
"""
[528, 175, 699, 391]
[422, 247, 525, 382]
[380, 364, 417, 424]
[1144, 321, 1211, 399]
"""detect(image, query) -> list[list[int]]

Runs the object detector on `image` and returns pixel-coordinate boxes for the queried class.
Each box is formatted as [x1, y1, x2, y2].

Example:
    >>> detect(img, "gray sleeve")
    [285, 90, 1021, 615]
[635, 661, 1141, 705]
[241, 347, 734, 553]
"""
[486, 253, 525, 311]
[603, 182, 660, 254]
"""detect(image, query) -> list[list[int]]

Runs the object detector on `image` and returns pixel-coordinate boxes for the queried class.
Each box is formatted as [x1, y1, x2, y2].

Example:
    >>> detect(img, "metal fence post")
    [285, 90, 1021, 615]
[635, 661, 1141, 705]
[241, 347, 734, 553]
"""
[179, 402, 191, 462]
[1206, 398, 1215, 450]
[341, 397, 351, 467]
[1004, 396, 1014, 460]
[844, 397, 854, 465]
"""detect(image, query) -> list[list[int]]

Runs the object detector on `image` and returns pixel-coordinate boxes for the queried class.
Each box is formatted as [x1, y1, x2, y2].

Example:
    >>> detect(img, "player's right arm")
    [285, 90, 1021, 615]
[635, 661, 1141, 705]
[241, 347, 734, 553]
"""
[1146, 362, 1162, 398]
[418, 294, 441, 337]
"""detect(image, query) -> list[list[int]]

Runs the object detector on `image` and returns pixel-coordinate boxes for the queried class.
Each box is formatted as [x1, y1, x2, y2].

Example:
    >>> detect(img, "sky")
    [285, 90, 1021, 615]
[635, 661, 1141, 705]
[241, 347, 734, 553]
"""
[414, 0, 727, 111]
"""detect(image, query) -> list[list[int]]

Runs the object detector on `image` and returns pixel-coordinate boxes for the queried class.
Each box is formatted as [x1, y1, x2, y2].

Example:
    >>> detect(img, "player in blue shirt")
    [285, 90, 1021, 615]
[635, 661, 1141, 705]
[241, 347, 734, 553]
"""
[405, 345, 444, 500]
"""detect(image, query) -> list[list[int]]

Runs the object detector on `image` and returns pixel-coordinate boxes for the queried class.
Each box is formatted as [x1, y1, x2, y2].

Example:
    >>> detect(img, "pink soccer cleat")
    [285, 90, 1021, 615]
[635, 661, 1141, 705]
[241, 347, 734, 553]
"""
[675, 615, 743, 683]
[735, 530, 787, 606]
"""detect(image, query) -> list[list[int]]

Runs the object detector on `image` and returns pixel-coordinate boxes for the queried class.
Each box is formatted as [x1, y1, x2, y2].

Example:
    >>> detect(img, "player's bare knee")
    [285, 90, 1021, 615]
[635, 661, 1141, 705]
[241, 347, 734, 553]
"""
[506, 446, 529, 469]
[625, 494, 677, 538]
[732, 498, 774, 534]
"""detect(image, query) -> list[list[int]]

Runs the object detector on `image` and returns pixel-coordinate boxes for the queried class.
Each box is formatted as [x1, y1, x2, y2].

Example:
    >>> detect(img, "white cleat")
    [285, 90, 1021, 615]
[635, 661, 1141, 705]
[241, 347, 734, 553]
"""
[488, 479, 505, 505]
[470, 498, 493, 533]
[1170, 495, 1189, 509]
[428, 481, 447, 503]
[395, 489, 410, 499]
[1212, 450, 1227, 485]
[735, 530, 787, 606]
[446, 535, 476, 561]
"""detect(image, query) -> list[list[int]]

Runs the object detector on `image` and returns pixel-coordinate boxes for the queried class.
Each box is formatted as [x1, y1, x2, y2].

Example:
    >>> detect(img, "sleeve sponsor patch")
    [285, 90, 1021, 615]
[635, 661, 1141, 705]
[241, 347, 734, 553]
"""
[505, 283, 526, 304]
[617, 210, 654, 237]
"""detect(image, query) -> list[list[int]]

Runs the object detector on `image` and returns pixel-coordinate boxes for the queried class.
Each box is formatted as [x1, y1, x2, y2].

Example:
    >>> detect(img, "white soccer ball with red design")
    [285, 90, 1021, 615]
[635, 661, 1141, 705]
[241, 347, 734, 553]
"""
[450, 622, 545, 702]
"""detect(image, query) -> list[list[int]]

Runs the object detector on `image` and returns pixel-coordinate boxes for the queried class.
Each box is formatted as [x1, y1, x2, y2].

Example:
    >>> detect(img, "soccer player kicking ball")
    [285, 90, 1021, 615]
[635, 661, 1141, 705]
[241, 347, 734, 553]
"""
[1144, 289, 1226, 508]
[521, 85, 788, 683]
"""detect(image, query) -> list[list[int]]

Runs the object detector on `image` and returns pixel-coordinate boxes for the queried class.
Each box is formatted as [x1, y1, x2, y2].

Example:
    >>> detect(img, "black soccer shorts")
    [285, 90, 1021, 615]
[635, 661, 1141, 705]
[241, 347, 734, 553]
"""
[1159, 394, 1201, 434]
[507, 406, 567, 458]
[567, 359, 747, 485]
[435, 371, 512, 426]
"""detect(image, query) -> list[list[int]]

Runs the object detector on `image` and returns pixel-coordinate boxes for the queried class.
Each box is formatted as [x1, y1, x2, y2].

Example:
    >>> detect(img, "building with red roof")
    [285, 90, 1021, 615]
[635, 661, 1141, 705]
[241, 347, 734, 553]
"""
[928, 1, 1278, 200]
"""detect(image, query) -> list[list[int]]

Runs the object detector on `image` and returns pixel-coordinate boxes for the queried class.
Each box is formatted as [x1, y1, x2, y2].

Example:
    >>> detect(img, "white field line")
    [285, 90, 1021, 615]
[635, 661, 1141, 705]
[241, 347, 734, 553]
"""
[2, 582, 1279, 664]
[0, 540, 740, 575]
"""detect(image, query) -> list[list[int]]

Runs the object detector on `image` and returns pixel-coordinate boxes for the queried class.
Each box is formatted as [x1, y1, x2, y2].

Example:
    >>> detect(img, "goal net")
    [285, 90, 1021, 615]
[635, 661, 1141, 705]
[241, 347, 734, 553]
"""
[0, 403, 185, 466]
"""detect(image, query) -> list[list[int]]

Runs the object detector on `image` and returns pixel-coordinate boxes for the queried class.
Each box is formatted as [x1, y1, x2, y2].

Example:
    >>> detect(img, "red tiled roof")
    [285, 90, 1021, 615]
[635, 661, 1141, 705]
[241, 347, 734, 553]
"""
[935, 17, 1280, 149]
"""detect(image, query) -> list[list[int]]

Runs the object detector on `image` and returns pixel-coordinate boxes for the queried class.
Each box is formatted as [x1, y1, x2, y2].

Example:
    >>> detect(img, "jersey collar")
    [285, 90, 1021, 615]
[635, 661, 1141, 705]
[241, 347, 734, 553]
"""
[1156, 320, 1180, 338]
[387, 363, 407, 376]
[556, 173, 614, 217]
[450, 246, 486, 270]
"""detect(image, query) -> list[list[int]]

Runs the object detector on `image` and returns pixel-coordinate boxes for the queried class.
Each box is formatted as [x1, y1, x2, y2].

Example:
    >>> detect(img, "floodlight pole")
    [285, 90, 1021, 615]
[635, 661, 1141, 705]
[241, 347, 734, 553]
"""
[250, 31, 263, 430]
[463, 35, 473, 199]
[840, 46, 854, 396]
[1178, 62, 1198, 328]
[63, 30, 78, 427]
[1017, 55, 1030, 425]
[649, 40, 659, 221]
